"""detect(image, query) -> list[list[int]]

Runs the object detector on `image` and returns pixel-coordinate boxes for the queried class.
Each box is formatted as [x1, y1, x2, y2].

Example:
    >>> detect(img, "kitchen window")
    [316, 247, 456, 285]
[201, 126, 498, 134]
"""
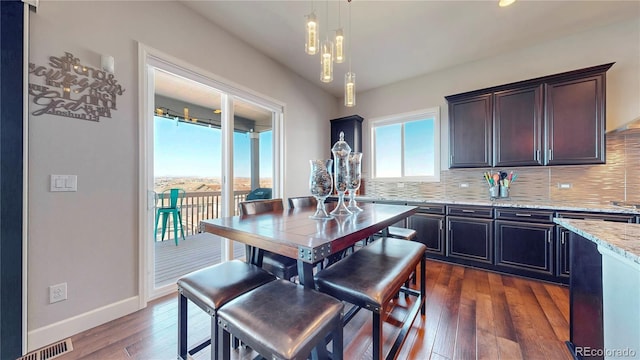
[370, 107, 440, 182]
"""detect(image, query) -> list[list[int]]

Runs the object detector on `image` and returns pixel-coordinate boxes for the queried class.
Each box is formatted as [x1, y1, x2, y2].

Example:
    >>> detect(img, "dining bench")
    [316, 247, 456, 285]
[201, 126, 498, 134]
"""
[315, 237, 426, 360]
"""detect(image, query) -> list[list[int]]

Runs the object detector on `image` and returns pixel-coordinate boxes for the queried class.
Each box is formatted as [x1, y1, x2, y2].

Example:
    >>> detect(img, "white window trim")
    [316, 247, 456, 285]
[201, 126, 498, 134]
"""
[369, 107, 440, 182]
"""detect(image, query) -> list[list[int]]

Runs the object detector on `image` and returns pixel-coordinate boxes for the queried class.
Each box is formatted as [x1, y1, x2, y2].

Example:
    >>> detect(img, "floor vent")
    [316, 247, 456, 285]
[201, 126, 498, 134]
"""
[17, 338, 73, 360]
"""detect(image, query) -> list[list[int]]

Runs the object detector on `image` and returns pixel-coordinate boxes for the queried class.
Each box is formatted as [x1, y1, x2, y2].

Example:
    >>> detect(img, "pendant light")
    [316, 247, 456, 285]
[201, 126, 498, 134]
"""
[305, 3, 318, 55]
[344, 0, 355, 107]
[320, 0, 334, 83]
[334, 2, 344, 64]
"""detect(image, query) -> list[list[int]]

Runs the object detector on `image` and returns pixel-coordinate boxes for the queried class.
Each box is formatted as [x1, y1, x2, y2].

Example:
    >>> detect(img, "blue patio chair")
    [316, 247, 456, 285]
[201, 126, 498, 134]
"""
[155, 188, 186, 246]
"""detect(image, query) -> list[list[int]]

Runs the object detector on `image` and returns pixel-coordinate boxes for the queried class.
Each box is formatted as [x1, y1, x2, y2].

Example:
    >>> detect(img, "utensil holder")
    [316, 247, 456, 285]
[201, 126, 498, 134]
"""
[489, 186, 499, 199]
[500, 185, 509, 198]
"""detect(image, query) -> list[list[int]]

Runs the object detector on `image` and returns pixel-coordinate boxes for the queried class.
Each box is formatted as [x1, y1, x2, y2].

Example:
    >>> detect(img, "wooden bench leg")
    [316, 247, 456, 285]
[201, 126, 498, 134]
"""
[178, 293, 187, 359]
[218, 323, 231, 360]
[373, 312, 382, 360]
[420, 256, 426, 315]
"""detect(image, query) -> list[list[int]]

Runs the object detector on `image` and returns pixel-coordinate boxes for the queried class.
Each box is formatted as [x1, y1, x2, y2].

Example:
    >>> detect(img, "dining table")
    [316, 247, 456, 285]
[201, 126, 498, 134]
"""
[200, 201, 419, 289]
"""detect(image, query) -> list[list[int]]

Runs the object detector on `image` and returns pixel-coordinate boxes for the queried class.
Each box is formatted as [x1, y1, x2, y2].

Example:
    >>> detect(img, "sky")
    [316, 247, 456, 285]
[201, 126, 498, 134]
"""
[374, 118, 435, 177]
[154, 116, 273, 178]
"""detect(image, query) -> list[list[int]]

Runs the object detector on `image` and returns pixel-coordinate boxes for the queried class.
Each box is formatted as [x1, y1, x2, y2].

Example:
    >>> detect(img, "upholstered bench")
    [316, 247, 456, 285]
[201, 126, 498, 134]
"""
[217, 279, 344, 360]
[387, 226, 417, 240]
[315, 237, 426, 360]
[177, 260, 276, 360]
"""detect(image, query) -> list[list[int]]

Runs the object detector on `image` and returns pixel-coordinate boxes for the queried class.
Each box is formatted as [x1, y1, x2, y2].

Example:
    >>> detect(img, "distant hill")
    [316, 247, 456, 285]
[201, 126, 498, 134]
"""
[154, 177, 272, 193]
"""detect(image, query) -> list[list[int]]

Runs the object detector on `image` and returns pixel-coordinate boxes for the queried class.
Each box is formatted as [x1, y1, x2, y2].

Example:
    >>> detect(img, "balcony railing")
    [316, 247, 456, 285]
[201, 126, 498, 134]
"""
[154, 190, 251, 241]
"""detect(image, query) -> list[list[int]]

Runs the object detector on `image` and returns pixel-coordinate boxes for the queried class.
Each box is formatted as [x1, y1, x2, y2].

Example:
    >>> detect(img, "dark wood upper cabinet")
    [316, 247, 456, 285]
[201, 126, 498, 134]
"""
[545, 74, 606, 165]
[448, 94, 493, 168]
[330, 115, 363, 155]
[494, 85, 543, 166]
[446, 63, 613, 168]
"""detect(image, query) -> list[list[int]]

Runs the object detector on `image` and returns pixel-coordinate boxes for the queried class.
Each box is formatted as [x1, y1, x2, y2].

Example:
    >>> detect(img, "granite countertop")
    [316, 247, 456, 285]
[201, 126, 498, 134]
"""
[553, 218, 640, 265]
[355, 196, 640, 214]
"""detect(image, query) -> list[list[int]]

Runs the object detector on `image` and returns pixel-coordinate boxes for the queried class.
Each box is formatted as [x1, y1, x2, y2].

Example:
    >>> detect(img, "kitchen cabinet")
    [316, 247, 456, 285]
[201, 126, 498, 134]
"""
[545, 73, 606, 165]
[494, 85, 544, 166]
[330, 115, 363, 154]
[447, 94, 493, 168]
[494, 208, 555, 280]
[446, 63, 613, 168]
[446, 205, 494, 265]
[407, 203, 446, 257]
[554, 211, 636, 282]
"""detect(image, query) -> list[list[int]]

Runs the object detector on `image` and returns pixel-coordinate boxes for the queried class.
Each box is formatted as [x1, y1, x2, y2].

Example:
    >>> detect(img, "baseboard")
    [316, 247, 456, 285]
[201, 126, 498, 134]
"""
[27, 296, 140, 352]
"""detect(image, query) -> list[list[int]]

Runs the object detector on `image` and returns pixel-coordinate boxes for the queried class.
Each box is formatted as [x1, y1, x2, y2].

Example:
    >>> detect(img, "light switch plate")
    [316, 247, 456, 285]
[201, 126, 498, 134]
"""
[51, 175, 77, 192]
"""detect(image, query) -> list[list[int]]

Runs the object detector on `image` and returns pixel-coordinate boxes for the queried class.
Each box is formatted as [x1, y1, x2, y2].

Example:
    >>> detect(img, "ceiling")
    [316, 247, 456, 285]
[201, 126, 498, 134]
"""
[180, 0, 639, 97]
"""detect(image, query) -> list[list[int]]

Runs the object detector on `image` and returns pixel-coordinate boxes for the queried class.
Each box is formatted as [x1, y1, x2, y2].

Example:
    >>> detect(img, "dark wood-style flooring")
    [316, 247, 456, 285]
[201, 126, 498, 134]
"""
[55, 260, 572, 360]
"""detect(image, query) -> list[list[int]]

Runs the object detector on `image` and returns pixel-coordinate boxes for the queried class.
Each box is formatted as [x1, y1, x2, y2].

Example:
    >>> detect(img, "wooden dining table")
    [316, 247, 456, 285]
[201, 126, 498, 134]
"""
[200, 202, 418, 289]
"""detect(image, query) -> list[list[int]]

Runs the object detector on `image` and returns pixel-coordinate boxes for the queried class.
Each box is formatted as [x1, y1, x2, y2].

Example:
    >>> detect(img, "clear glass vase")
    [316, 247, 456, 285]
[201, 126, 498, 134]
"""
[330, 132, 353, 216]
[347, 152, 363, 212]
[309, 159, 334, 219]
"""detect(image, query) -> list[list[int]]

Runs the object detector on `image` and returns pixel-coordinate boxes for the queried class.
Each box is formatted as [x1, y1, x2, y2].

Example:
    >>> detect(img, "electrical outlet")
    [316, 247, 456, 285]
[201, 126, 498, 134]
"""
[49, 283, 67, 303]
[558, 183, 572, 189]
[397, 182, 405, 188]
[459, 183, 469, 188]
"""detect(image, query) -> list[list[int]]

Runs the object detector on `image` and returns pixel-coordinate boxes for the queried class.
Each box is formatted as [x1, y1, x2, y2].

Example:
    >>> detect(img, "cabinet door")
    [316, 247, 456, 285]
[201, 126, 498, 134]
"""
[446, 216, 493, 264]
[448, 94, 493, 168]
[495, 220, 554, 276]
[557, 227, 571, 279]
[409, 213, 444, 256]
[330, 115, 363, 154]
[545, 74, 606, 165]
[494, 85, 543, 166]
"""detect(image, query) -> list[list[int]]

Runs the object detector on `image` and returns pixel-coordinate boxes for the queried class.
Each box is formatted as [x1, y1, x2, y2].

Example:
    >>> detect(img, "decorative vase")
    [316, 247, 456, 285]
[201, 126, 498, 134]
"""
[309, 159, 334, 219]
[347, 152, 363, 212]
[330, 131, 353, 216]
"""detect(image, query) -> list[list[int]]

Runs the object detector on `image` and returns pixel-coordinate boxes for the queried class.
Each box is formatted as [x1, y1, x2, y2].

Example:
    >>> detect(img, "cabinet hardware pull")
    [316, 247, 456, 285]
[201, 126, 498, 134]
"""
[536, 149, 540, 162]
[548, 148, 552, 160]
[439, 220, 443, 231]
[548, 230, 552, 243]
[461, 209, 475, 213]
[515, 213, 532, 217]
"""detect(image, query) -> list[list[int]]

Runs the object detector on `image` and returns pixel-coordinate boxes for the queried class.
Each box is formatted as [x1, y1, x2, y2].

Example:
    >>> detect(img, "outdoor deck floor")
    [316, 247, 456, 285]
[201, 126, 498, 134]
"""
[154, 232, 245, 287]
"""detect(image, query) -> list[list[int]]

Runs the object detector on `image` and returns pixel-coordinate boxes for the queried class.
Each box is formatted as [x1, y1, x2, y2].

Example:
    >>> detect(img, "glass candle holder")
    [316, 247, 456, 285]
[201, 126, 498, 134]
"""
[309, 159, 334, 219]
[347, 152, 363, 212]
[330, 132, 352, 216]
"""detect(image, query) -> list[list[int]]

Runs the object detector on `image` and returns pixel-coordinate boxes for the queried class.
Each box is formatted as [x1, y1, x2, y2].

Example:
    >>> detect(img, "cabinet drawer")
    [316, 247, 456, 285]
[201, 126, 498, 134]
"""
[447, 205, 493, 219]
[408, 202, 445, 215]
[555, 211, 636, 223]
[495, 208, 554, 223]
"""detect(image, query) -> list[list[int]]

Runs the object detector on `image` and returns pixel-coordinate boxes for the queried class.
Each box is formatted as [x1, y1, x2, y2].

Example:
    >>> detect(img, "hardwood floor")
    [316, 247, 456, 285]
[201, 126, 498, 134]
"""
[55, 260, 571, 360]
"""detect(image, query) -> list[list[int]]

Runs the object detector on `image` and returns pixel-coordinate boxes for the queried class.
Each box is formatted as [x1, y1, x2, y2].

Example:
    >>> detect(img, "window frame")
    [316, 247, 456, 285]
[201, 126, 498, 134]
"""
[369, 107, 440, 182]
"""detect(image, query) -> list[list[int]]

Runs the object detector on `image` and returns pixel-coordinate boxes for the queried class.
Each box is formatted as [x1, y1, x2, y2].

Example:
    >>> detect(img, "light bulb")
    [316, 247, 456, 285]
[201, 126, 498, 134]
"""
[183, 107, 189, 121]
[344, 72, 356, 107]
[498, 0, 516, 7]
[335, 28, 344, 63]
[305, 12, 318, 55]
[320, 40, 334, 83]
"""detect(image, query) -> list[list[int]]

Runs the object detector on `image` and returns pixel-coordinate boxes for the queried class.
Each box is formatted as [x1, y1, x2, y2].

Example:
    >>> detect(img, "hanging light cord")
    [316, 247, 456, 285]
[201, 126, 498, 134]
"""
[348, 0, 352, 72]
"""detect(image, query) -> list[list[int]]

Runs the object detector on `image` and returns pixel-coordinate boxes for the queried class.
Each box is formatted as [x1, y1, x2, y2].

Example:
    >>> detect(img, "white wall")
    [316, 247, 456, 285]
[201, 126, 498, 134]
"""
[338, 18, 640, 175]
[27, 0, 337, 349]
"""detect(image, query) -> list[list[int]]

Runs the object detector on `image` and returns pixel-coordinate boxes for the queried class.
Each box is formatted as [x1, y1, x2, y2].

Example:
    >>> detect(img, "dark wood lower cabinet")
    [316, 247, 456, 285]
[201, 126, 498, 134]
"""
[495, 220, 554, 278]
[446, 216, 493, 264]
[409, 212, 445, 257]
[567, 233, 604, 360]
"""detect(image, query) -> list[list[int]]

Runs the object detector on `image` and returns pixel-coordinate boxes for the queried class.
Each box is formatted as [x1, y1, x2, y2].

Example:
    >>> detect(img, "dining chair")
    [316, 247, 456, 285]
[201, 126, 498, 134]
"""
[155, 188, 186, 246]
[287, 196, 317, 209]
[238, 199, 298, 281]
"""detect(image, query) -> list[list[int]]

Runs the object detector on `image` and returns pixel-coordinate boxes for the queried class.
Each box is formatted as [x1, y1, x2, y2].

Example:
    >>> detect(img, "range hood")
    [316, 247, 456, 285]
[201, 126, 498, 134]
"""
[608, 116, 640, 134]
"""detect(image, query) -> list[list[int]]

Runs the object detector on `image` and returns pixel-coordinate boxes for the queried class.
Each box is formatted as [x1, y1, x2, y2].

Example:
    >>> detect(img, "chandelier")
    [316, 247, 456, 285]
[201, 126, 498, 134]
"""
[305, 0, 356, 107]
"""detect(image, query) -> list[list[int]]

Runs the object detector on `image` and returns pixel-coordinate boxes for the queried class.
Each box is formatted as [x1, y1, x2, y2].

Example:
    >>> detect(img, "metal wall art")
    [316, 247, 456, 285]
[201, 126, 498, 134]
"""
[28, 52, 125, 122]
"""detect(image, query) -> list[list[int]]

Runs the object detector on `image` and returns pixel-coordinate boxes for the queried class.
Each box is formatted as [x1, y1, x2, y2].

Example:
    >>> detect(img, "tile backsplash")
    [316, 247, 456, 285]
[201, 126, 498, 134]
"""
[365, 132, 640, 204]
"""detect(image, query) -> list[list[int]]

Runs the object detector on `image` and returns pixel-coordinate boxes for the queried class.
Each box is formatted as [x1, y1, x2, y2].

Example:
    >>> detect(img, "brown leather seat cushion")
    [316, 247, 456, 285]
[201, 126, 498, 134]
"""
[177, 260, 275, 313]
[388, 226, 417, 240]
[315, 237, 426, 310]
[261, 251, 298, 278]
[218, 279, 344, 360]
